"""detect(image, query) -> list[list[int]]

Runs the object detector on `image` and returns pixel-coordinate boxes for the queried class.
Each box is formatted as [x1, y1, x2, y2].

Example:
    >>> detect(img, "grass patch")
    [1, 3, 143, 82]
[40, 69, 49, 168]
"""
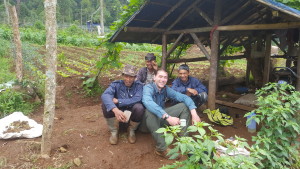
[0, 56, 15, 84]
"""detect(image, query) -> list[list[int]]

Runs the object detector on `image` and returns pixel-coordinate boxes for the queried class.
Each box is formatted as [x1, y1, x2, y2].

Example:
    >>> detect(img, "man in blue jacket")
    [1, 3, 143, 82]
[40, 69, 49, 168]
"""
[101, 64, 144, 145]
[172, 64, 208, 108]
[142, 69, 201, 159]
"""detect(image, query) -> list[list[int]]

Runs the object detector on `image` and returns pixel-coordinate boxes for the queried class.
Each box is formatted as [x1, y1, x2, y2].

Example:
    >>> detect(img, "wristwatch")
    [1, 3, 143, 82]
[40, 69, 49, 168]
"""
[163, 114, 170, 120]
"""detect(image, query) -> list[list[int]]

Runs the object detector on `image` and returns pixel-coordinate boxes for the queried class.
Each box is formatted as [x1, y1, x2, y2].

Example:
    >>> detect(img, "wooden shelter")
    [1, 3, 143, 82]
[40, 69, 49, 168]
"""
[110, 0, 300, 109]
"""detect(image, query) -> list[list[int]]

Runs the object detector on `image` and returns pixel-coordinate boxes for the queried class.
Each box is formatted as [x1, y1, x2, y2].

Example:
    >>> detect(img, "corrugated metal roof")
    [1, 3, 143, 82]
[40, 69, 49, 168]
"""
[110, 0, 300, 45]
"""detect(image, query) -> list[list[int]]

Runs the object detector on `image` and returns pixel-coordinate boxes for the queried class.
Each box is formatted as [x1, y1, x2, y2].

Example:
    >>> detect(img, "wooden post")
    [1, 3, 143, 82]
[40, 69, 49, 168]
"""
[262, 34, 271, 85]
[208, 0, 221, 110]
[9, 6, 23, 82]
[190, 33, 211, 60]
[296, 50, 300, 91]
[162, 34, 167, 70]
[41, 0, 57, 158]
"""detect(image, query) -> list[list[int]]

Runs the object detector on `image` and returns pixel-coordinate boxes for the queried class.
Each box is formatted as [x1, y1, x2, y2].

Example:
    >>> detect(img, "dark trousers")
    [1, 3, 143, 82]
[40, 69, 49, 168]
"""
[102, 103, 145, 122]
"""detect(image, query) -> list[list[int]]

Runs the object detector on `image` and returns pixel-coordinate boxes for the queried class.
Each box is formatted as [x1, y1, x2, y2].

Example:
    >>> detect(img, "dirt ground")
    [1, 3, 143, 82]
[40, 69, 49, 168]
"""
[0, 75, 257, 169]
[0, 45, 257, 169]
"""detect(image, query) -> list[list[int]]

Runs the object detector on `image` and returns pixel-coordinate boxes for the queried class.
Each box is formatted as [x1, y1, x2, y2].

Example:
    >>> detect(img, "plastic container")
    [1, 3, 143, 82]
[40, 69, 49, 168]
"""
[247, 112, 256, 133]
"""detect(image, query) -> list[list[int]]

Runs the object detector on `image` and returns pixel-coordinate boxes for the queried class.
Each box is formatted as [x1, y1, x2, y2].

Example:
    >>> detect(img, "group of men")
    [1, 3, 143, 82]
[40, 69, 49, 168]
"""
[101, 53, 208, 159]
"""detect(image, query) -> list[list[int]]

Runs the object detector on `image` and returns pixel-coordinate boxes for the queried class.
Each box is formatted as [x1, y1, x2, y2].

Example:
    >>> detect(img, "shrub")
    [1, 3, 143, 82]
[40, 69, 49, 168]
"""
[0, 89, 35, 118]
[246, 82, 300, 168]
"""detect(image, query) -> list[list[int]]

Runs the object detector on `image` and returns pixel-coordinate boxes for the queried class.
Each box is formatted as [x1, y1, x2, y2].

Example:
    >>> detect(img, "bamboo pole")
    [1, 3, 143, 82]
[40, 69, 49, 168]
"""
[208, 0, 221, 110]
[263, 34, 272, 85]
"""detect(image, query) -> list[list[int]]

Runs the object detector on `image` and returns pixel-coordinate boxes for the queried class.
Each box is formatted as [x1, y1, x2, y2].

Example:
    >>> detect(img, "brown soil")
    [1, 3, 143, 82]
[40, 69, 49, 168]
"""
[0, 46, 255, 169]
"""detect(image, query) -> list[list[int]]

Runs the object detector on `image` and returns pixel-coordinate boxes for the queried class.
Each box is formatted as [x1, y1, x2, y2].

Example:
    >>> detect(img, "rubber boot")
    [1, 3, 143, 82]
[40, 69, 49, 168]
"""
[128, 121, 140, 144]
[106, 117, 119, 145]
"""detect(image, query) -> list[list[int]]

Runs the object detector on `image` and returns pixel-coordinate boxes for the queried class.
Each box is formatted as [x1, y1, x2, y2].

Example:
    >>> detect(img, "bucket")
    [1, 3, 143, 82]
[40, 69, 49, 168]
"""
[247, 112, 256, 133]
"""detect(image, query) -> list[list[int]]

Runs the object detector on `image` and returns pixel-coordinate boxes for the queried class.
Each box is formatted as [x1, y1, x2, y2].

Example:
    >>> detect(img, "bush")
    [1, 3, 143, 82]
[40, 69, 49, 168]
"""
[0, 89, 35, 118]
[246, 82, 300, 168]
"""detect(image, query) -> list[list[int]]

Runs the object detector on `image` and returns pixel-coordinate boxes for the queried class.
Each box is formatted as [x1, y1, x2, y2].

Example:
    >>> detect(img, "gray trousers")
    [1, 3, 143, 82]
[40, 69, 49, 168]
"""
[142, 103, 191, 151]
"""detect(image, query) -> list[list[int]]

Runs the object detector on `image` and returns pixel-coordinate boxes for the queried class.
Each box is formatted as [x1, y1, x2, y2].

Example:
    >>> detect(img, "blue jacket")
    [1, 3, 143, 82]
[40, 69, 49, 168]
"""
[171, 76, 208, 94]
[142, 83, 196, 118]
[101, 80, 143, 112]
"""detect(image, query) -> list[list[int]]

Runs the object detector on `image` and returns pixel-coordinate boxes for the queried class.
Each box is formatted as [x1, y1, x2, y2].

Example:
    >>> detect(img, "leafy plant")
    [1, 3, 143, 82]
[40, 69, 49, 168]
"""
[245, 82, 300, 168]
[157, 122, 258, 169]
[0, 89, 35, 118]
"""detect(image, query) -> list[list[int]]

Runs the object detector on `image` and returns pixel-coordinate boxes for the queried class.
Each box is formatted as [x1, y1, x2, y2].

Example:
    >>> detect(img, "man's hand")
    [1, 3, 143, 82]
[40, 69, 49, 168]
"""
[112, 108, 126, 122]
[113, 98, 118, 104]
[152, 60, 158, 70]
[166, 116, 180, 126]
[191, 109, 201, 124]
[187, 88, 198, 96]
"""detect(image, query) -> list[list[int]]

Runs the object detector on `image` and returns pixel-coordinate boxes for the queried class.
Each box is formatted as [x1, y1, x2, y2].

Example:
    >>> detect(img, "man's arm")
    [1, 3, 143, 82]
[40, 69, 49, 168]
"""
[101, 83, 117, 112]
[193, 77, 208, 93]
[171, 78, 186, 94]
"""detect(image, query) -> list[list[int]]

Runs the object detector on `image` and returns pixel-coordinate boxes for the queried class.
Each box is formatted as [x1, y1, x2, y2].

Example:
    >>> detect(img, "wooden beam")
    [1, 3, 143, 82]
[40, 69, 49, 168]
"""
[221, 1, 251, 25]
[167, 55, 245, 64]
[152, 0, 186, 28]
[166, 22, 300, 34]
[133, 19, 157, 23]
[271, 38, 287, 55]
[193, 6, 213, 25]
[166, 33, 184, 58]
[167, 0, 203, 31]
[208, 0, 222, 110]
[263, 34, 272, 85]
[190, 33, 211, 60]
[125, 27, 165, 33]
[161, 34, 167, 70]
[216, 100, 255, 111]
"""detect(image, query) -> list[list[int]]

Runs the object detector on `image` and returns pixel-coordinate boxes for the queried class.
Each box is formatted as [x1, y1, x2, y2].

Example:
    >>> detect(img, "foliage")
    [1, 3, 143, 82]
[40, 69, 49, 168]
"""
[245, 82, 300, 168]
[0, 39, 15, 84]
[275, 0, 300, 10]
[157, 122, 258, 169]
[0, 89, 35, 118]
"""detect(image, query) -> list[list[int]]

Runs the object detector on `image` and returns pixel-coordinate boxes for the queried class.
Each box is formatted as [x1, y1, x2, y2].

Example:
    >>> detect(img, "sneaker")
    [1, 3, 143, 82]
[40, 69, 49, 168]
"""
[154, 148, 181, 160]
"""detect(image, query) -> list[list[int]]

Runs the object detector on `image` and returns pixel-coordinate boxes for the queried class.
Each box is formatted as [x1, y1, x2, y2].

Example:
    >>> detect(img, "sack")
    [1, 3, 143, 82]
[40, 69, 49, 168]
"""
[203, 109, 233, 126]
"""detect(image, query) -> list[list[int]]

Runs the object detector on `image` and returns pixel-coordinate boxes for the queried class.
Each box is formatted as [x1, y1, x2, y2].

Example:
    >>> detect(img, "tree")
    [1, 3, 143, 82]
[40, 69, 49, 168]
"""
[41, 0, 57, 157]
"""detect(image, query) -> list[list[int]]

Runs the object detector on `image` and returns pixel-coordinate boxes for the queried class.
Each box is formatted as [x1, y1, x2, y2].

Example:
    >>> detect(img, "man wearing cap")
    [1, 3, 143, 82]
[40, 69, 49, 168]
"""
[136, 53, 158, 85]
[142, 69, 201, 159]
[101, 64, 145, 145]
[172, 64, 208, 108]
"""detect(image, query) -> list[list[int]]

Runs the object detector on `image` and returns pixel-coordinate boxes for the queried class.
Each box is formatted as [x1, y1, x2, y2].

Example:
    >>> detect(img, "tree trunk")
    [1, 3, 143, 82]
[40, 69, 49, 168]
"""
[41, 0, 57, 158]
[16, 0, 21, 17]
[9, 6, 23, 82]
[100, 0, 104, 35]
[4, 0, 10, 24]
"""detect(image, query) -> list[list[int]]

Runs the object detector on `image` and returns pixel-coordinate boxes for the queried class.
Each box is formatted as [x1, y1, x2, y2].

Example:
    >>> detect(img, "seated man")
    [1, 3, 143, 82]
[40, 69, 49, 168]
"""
[171, 64, 208, 107]
[101, 64, 145, 145]
[142, 69, 201, 159]
[136, 53, 158, 85]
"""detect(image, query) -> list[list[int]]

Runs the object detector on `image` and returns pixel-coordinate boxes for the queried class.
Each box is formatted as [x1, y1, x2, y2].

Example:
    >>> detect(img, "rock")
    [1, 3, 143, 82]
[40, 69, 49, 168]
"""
[73, 158, 81, 166]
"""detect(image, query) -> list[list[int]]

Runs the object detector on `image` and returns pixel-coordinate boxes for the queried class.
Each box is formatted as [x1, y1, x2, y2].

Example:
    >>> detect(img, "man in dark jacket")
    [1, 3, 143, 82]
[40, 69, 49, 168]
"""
[171, 64, 208, 107]
[136, 53, 158, 85]
[101, 64, 145, 145]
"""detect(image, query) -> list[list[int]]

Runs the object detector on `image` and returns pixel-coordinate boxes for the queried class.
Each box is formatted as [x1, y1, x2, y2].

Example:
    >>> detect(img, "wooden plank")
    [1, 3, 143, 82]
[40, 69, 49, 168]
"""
[190, 33, 211, 60]
[216, 100, 255, 111]
[125, 27, 165, 33]
[161, 34, 167, 70]
[263, 34, 272, 85]
[221, 1, 251, 25]
[166, 22, 300, 34]
[166, 33, 184, 58]
[167, 55, 245, 63]
[167, 0, 203, 31]
[193, 7, 213, 25]
[152, 0, 185, 28]
[208, 0, 221, 110]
